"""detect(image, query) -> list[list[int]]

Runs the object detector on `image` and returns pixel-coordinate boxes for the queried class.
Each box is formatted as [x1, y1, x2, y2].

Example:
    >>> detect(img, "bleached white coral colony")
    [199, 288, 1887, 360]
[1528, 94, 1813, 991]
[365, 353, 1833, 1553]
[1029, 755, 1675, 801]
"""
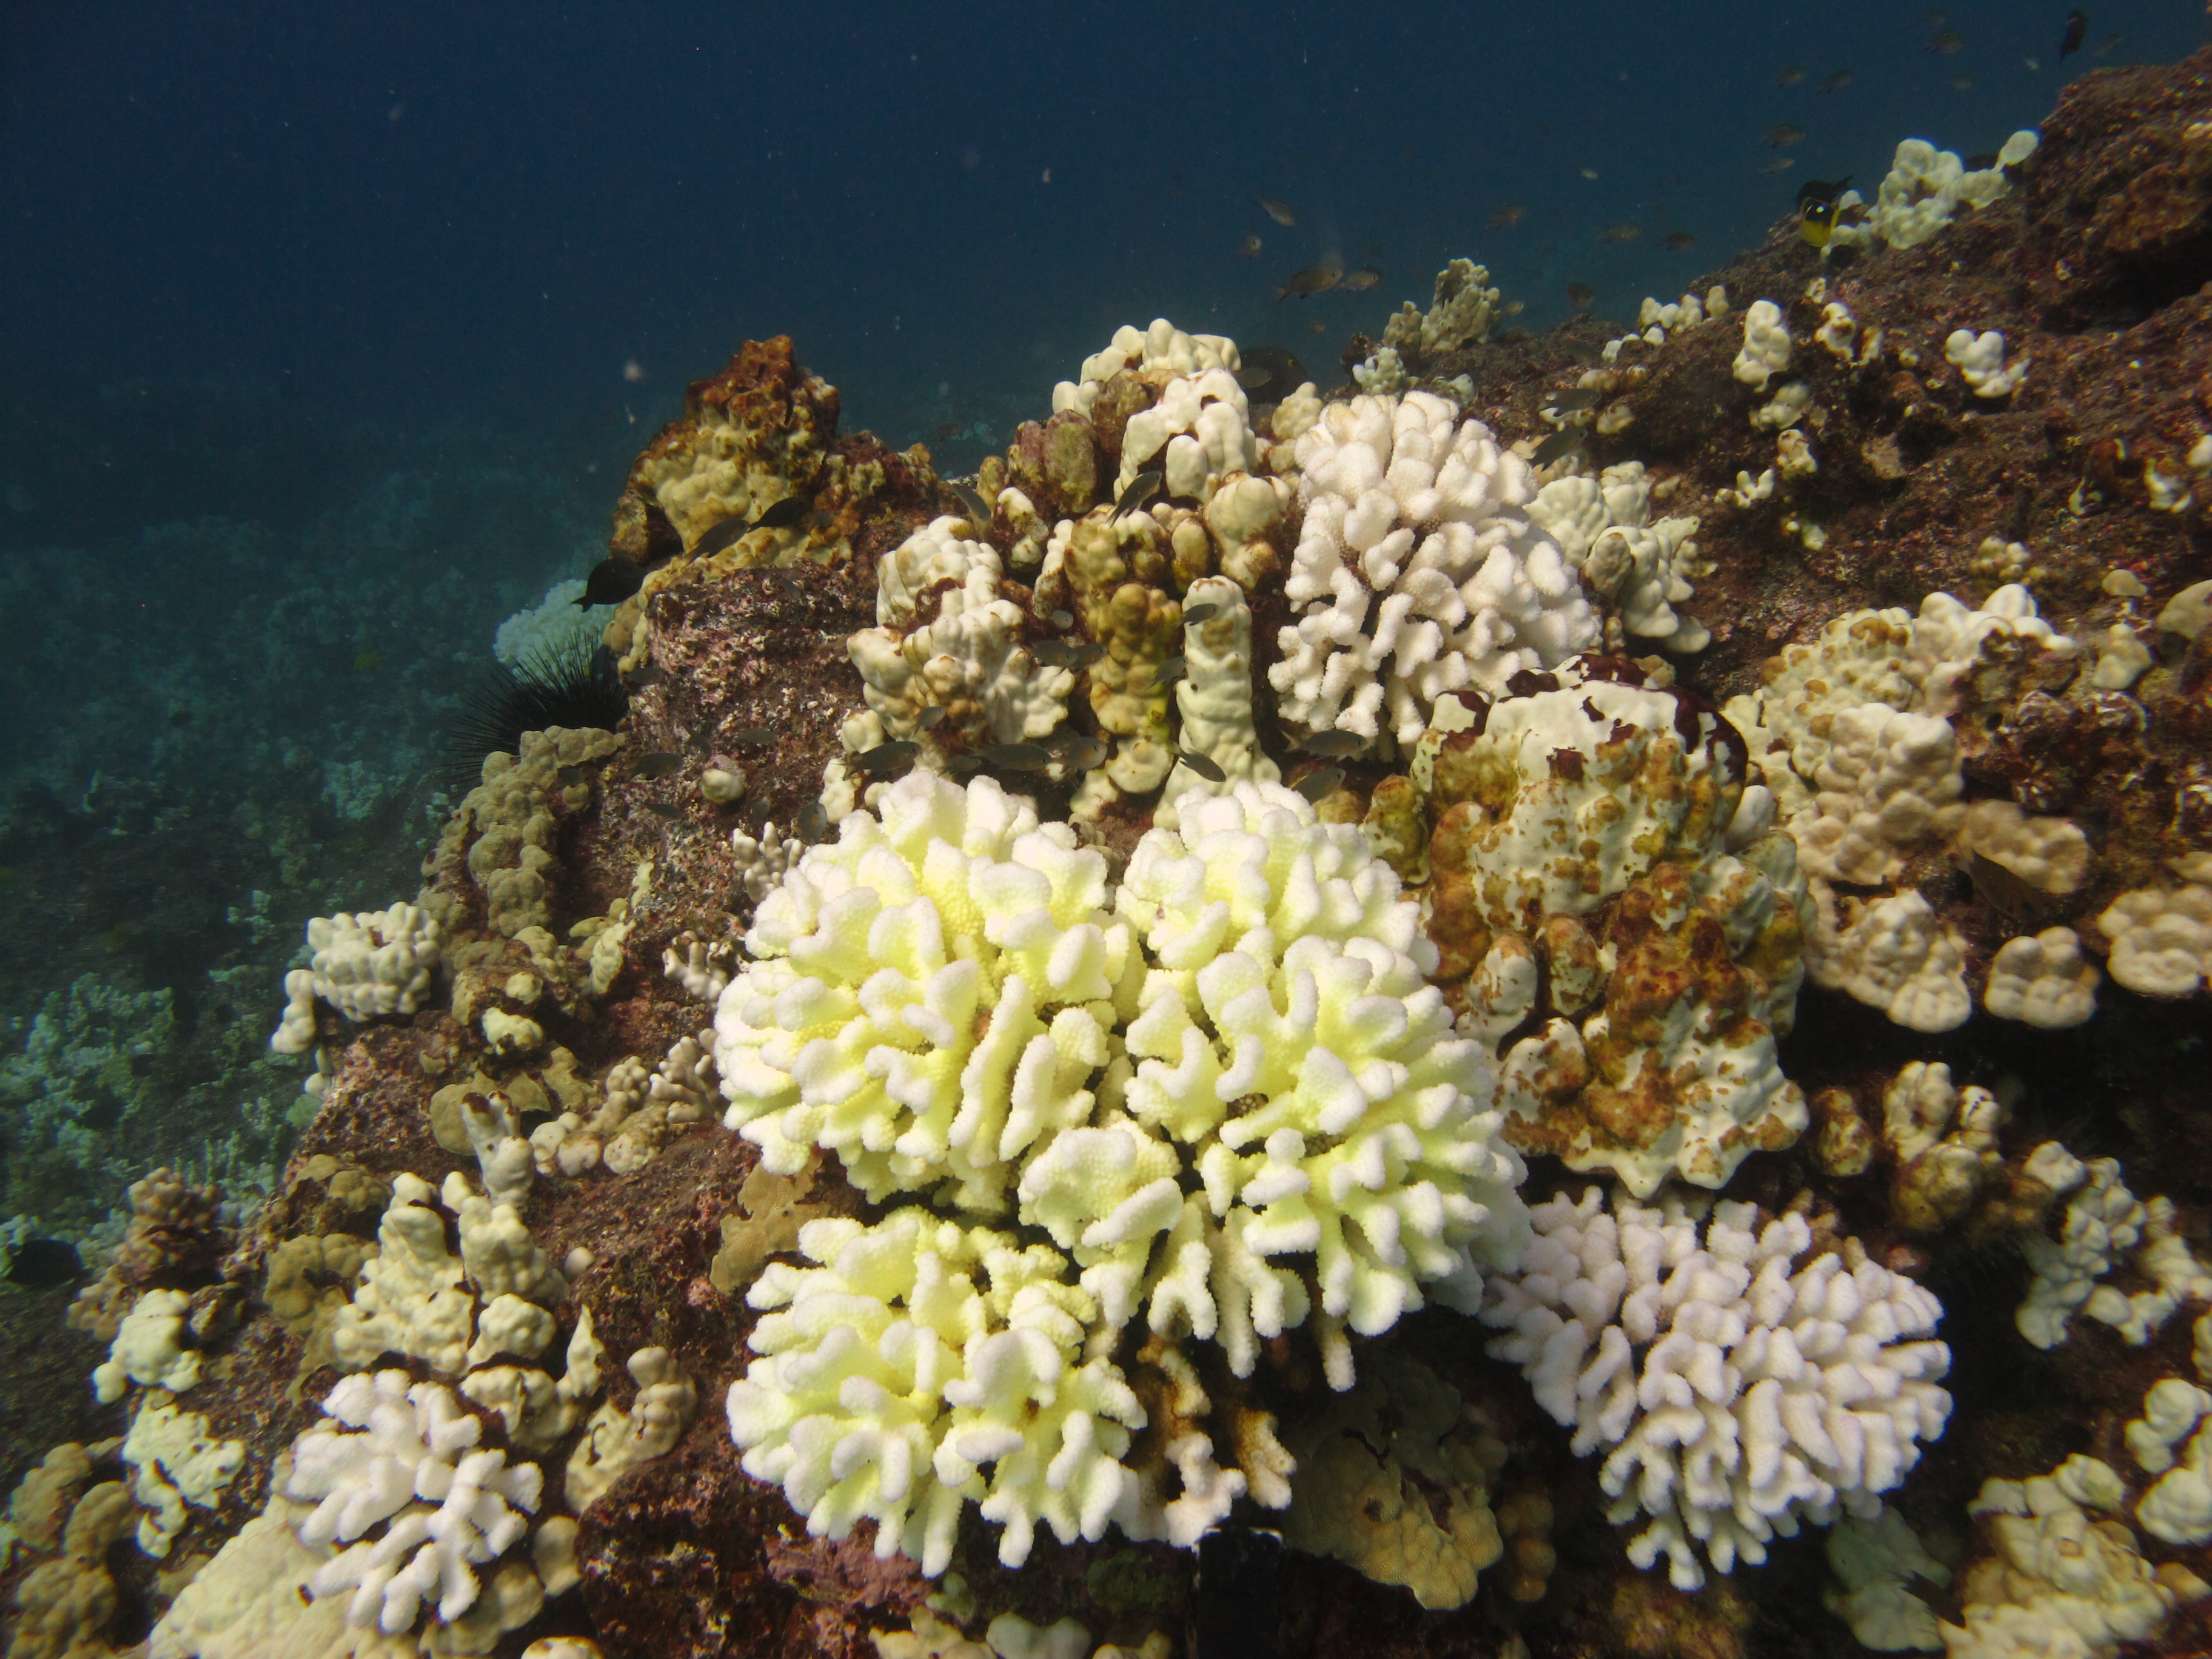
[270, 902, 444, 1053]
[1269, 389, 1597, 754]
[716, 770, 1529, 1571]
[849, 516, 1075, 748]
[1483, 1188, 1952, 1592]
[285, 1370, 544, 1634]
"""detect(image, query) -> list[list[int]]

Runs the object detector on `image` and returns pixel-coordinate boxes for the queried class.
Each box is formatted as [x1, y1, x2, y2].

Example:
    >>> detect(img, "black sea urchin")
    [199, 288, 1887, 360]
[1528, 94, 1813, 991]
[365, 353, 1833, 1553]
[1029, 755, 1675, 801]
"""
[441, 631, 628, 794]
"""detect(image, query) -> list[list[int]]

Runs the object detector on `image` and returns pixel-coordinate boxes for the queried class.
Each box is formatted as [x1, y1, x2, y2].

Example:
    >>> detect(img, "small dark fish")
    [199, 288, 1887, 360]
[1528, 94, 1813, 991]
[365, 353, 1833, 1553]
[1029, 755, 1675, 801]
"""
[1663, 230, 1697, 252]
[1965, 152, 2000, 170]
[729, 728, 775, 748]
[1258, 195, 1298, 226]
[635, 752, 684, 778]
[754, 493, 814, 530]
[1299, 730, 1369, 757]
[1050, 609, 1076, 629]
[1295, 768, 1346, 804]
[1034, 640, 1079, 668]
[932, 421, 962, 443]
[1949, 73, 1974, 89]
[1306, 318, 1326, 335]
[4, 1236, 82, 1288]
[1487, 202, 1526, 229]
[1765, 123, 1806, 148]
[2092, 33, 2122, 56]
[1533, 427, 1589, 468]
[1063, 735, 1110, 770]
[1239, 234, 1263, 258]
[577, 557, 648, 608]
[1151, 655, 1188, 688]
[1758, 156, 1797, 175]
[1599, 221, 1641, 243]
[1968, 851, 2044, 919]
[981, 742, 1051, 771]
[1545, 386, 1605, 412]
[945, 480, 993, 525]
[692, 517, 755, 558]
[1501, 299, 1527, 317]
[1182, 600, 1224, 625]
[948, 753, 985, 775]
[1339, 264, 1384, 291]
[797, 801, 830, 842]
[1821, 69, 1854, 91]
[1776, 64, 1809, 85]
[916, 705, 947, 731]
[1110, 469, 1165, 523]
[641, 800, 685, 820]
[626, 665, 668, 687]
[851, 740, 918, 780]
[1276, 264, 1341, 300]
[1566, 282, 1596, 309]
[1178, 751, 1227, 783]
[1232, 345, 1305, 400]
[2060, 10, 2087, 56]
[1928, 27, 1963, 52]
[1069, 642, 1106, 667]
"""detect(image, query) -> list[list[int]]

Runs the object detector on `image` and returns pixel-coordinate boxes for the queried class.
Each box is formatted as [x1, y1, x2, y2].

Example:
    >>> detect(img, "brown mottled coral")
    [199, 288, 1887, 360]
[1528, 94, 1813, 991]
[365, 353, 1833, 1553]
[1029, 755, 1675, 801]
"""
[601, 337, 940, 669]
[64, 1167, 231, 1344]
[610, 336, 845, 567]
[1414, 662, 1811, 1195]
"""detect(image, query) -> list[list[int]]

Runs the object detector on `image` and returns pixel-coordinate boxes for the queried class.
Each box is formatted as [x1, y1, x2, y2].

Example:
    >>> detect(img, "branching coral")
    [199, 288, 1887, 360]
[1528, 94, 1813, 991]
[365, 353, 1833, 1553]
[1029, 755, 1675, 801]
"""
[848, 517, 1073, 749]
[1379, 258, 1502, 361]
[286, 1370, 546, 1634]
[1483, 1188, 1952, 1592]
[716, 771, 1528, 1567]
[1724, 586, 2079, 1030]
[2015, 1147, 2212, 1350]
[1421, 659, 1812, 1196]
[1526, 460, 1709, 654]
[1269, 390, 1597, 753]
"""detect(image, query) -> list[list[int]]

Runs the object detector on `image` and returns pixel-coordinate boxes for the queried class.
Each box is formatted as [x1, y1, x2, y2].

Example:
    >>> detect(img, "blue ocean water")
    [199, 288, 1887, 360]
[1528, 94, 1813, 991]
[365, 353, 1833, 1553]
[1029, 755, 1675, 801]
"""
[0, 0, 2204, 1222]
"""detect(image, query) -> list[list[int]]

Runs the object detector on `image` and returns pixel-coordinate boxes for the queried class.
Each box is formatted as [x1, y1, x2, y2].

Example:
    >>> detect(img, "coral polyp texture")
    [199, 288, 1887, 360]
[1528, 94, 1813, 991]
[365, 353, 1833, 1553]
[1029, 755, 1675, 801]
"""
[1482, 1188, 1951, 1593]
[716, 771, 1528, 1568]
[1270, 389, 1598, 754]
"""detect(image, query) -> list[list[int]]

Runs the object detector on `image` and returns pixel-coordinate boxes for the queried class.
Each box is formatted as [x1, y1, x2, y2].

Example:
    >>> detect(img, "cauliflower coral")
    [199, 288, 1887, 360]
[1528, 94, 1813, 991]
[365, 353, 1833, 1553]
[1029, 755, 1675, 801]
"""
[714, 771, 1530, 1569]
[1269, 390, 1597, 754]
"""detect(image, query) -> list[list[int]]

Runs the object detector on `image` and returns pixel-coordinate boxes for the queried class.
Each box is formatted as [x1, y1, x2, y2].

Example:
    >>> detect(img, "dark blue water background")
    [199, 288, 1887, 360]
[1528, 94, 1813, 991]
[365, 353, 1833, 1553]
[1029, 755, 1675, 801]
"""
[7, 0, 2205, 466]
